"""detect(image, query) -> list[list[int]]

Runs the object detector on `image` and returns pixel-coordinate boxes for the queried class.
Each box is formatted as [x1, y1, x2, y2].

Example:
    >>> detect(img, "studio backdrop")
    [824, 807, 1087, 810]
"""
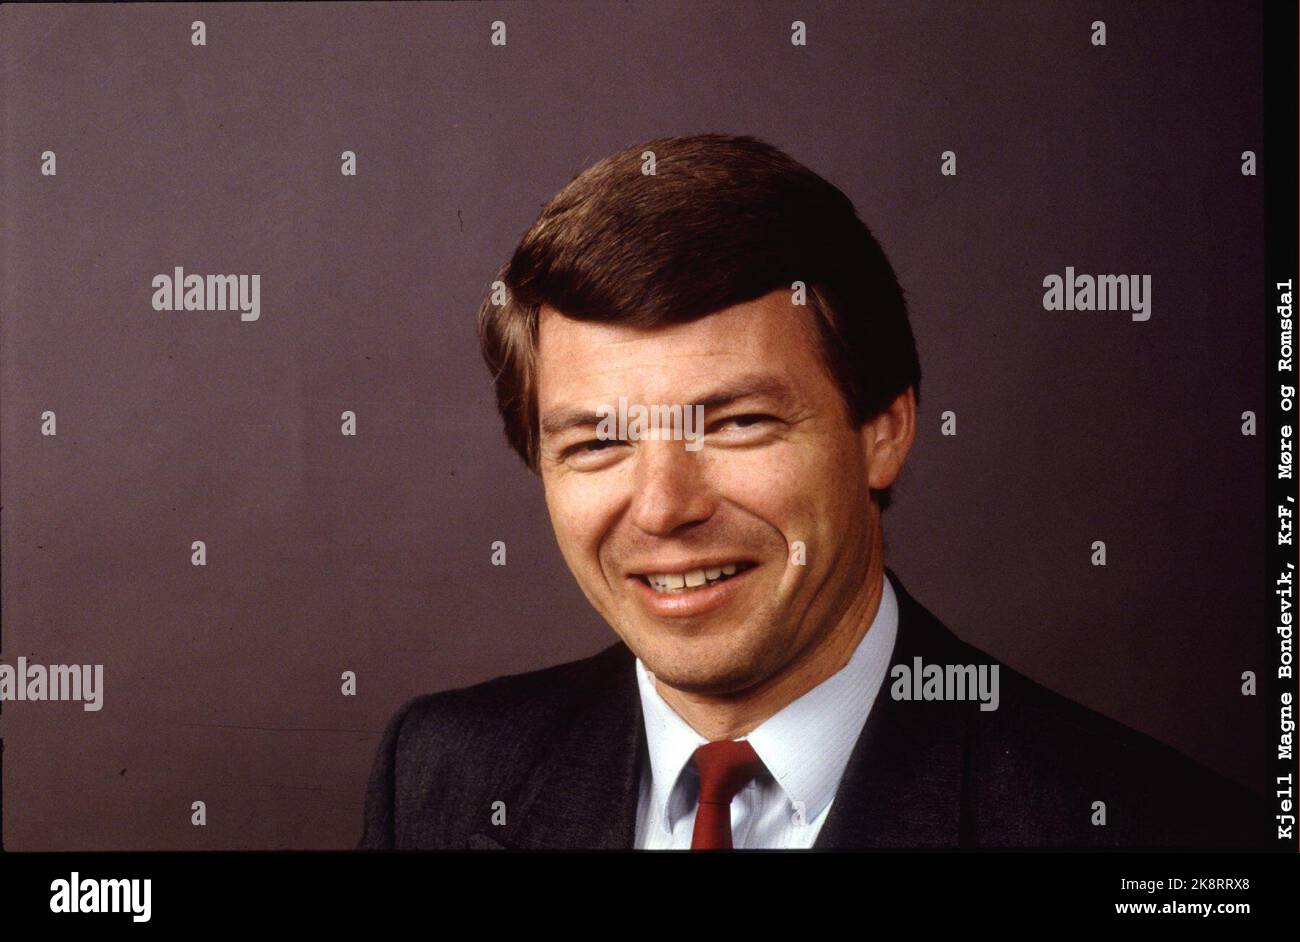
[0, 0, 1268, 849]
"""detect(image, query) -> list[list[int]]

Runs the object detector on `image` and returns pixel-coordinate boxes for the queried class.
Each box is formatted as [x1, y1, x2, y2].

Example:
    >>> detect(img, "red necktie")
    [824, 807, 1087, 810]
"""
[689, 739, 766, 849]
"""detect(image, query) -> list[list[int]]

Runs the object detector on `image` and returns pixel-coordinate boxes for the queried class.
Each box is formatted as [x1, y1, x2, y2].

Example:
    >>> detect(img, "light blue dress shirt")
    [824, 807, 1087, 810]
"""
[633, 571, 900, 849]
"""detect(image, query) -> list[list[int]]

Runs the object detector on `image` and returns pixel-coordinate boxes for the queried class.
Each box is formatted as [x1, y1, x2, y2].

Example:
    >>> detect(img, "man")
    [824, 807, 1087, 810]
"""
[359, 134, 1264, 849]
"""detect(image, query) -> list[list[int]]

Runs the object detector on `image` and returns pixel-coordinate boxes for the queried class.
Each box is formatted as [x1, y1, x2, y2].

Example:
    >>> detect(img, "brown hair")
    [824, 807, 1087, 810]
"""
[477, 133, 921, 511]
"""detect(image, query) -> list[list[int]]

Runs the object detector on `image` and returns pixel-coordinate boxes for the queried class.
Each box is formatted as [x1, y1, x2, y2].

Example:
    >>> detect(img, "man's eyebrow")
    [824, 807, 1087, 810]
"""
[690, 374, 801, 413]
[538, 374, 801, 439]
[540, 406, 609, 439]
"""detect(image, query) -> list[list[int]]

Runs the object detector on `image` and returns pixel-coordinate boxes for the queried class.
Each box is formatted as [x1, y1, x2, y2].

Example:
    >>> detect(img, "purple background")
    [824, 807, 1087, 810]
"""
[0, 1, 1267, 849]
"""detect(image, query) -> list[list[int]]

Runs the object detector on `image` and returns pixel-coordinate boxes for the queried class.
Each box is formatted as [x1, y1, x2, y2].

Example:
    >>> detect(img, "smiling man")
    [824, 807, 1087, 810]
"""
[359, 134, 1264, 850]
[535, 293, 900, 740]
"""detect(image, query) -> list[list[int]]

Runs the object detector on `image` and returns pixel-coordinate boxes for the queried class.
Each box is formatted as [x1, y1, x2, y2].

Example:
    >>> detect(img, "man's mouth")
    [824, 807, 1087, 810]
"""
[634, 562, 757, 594]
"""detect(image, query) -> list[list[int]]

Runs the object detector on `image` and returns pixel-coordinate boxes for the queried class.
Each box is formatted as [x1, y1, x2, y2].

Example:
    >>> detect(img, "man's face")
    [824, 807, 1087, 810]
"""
[535, 290, 891, 696]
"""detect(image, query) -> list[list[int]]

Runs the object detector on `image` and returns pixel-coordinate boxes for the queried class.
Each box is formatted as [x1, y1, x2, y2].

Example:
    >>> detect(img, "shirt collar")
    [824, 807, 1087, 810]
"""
[635, 570, 900, 834]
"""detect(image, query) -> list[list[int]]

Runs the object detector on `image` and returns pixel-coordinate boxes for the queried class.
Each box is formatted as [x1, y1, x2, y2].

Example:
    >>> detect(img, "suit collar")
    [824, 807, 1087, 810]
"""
[813, 568, 972, 847]
[470, 566, 974, 849]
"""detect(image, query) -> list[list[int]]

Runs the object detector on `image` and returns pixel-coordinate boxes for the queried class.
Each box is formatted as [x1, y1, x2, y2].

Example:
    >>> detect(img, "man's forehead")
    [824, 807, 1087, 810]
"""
[535, 293, 815, 387]
[536, 302, 742, 354]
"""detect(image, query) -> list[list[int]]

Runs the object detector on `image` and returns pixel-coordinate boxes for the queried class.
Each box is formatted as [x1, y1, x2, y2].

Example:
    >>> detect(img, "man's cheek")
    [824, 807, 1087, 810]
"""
[550, 488, 616, 567]
[768, 497, 832, 572]
[716, 445, 813, 502]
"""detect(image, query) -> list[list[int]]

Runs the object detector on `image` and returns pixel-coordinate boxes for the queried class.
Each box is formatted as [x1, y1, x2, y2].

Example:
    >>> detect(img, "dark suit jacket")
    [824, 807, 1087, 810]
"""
[358, 568, 1266, 849]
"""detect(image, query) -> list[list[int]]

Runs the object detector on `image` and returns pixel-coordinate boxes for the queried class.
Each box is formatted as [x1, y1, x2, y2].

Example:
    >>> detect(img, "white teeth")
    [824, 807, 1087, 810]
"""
[642, 564, 747, 593]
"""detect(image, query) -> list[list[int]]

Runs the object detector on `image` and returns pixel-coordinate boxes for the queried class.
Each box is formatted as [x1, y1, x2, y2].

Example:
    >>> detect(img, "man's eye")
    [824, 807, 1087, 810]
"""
[719, 414, 773, 430]
[561, 438, 625, 465]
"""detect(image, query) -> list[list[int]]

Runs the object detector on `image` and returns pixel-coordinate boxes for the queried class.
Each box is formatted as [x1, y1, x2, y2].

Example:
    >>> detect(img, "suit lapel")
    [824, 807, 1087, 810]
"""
[813, 569, 972, 848]
[468, 644, 645, 849]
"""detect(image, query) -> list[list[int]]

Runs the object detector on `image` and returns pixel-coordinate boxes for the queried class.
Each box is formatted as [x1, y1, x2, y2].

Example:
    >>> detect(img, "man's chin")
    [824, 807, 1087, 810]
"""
[649, 669, 766, 698]
[633, 638, 772, 698]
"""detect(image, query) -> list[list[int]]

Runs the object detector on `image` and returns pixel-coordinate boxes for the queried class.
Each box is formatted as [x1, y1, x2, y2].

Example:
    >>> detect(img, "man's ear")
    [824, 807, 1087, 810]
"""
[860, 386, 917, 492]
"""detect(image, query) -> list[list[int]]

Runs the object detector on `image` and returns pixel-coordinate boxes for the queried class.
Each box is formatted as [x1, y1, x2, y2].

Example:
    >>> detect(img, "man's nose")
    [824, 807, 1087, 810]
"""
[628, 437, 715, 537]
